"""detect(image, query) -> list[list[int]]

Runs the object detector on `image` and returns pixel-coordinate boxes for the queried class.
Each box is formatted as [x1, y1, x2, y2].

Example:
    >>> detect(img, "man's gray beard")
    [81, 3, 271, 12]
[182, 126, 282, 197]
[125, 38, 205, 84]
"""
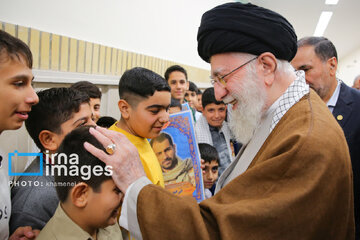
[228, 70, 267, 145]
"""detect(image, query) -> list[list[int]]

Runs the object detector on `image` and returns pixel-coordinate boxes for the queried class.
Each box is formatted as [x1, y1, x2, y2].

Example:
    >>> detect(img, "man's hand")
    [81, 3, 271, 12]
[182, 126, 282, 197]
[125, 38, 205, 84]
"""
[9, 226, 40, 240]
[84, 126, 146, 193]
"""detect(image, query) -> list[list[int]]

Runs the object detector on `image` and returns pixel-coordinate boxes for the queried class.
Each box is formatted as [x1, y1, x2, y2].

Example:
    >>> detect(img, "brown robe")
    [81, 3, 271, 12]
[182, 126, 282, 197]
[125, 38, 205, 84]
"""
[136, 91, 355, 240]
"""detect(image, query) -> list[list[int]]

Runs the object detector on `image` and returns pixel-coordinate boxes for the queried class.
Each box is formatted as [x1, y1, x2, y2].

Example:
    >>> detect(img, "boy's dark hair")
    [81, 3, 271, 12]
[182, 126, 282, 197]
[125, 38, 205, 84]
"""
[150, 132, 174, 148]
[0, 30, 33, 68]
[119, 67, 170, 107]
[55, 126, 112, 202]
[25, 88, 90, 151]
[198, 143, 219, 164]
[70, 81, 102, 99]
[164, 65, 188, 81]
[96, 116, 117, 128]
[202, 87, 225, 109]
[297, 36, 338, 62]
[196, 89, 202, 95]
[188, 81, 199, 93]
[170, 98, 182, 109]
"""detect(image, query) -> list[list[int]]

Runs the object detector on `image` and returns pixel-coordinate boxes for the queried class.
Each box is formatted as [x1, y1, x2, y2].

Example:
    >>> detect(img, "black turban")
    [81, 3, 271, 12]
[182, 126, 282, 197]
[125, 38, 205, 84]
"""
[197, 3, 297, 62]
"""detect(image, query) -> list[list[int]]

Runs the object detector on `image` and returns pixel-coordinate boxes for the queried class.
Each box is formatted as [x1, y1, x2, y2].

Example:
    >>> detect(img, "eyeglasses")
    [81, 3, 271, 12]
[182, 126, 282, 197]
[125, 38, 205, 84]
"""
[210, 56, 258, 87]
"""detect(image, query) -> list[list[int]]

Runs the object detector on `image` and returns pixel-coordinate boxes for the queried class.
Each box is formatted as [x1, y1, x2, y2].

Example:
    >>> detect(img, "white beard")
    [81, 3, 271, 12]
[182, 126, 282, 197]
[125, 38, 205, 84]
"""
[228, 70, 267, 145]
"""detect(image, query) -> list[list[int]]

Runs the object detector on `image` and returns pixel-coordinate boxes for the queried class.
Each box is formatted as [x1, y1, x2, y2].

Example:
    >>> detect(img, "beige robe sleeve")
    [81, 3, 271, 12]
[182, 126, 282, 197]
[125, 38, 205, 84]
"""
[135, 93, 355, 240]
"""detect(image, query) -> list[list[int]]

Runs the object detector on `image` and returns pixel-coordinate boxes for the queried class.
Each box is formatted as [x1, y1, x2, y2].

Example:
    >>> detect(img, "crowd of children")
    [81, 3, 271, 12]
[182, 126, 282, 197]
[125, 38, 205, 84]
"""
[0, 29, 237, 240]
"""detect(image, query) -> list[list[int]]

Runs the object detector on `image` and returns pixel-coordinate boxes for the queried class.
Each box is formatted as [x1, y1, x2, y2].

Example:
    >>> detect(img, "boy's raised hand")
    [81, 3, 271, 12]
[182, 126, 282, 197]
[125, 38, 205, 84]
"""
[84, 126, 146, 193]
[9, 226, 40, 240]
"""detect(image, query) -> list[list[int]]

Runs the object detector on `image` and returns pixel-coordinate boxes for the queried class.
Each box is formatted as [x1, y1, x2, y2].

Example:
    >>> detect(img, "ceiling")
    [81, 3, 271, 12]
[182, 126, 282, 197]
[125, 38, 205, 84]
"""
[251, 0, 360, 60]
[0, 0, 358, 73]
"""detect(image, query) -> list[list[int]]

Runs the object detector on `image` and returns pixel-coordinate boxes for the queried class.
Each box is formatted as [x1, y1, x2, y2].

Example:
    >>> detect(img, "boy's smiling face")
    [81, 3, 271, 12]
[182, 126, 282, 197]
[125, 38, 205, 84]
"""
[39, 102, 95, 152]
[126, 90, 171, 139]
[85, 179, 123, 228]
[202, 103, 227, 128]
[0, 56, 38, 133]
[167, 71, 188, 103]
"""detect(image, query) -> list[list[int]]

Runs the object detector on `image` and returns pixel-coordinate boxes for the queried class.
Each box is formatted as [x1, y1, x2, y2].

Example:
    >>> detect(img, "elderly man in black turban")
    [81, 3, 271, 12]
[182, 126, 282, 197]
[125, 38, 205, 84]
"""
[85, 3, 355, 240]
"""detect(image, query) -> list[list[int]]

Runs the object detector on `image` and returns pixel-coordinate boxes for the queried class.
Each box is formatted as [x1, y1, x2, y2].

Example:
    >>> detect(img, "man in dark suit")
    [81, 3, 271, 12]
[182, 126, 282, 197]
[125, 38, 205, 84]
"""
[292, 36, 360, 239]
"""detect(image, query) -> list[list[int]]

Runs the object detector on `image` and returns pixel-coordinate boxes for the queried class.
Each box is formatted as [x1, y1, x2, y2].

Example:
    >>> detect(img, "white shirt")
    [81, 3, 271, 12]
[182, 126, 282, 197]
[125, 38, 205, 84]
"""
[326, 79, 341, 113]
[0, 149, 11, 240]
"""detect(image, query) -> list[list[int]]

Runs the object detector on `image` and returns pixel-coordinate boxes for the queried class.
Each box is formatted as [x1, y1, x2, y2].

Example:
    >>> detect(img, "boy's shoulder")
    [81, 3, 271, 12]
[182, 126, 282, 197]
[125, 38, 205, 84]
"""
[109, 124, 147, 144]
[37, 204, 122, 240]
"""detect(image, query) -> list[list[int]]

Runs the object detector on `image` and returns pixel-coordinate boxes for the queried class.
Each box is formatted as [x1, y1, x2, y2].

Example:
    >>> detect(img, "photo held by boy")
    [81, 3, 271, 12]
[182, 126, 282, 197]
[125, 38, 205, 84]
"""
[198, 143, 219, 199]
[150, 132, 195, 187]
[108, 67, 171, 188]
[36, 126, 123, 240]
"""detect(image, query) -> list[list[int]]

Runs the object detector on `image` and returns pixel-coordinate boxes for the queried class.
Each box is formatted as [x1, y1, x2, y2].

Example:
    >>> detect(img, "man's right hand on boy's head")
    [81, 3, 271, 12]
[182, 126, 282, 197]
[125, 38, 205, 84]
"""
[84, 126, 146, 193]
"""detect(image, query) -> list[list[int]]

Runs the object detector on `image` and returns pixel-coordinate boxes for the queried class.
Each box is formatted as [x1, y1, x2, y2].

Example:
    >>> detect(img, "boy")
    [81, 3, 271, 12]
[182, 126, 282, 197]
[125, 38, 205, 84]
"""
[0, 29, 39, 240]
[198, 143, 219, 199]
[164, 65, 189, 105]
[109, 67, 171, 187]
[184, 81, 202, 121]
[10, 88, 95, 233]
[71, 81, 102, 122]
[184, 81, 199, 109]
[196, 89, 203, 112]
[37, 126, 122, 239]
[195, 87, 234, 176]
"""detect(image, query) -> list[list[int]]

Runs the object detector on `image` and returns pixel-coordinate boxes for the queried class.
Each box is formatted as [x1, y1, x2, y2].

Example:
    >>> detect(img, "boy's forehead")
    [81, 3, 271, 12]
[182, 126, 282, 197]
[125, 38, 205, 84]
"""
[205, 103, 226, 110]
[206, 160, 219, 165]
[62, 103, 91, 125]
[141, 91, 171, 105]
[168, 71, 187, 80]
[0, 55, 33, 83]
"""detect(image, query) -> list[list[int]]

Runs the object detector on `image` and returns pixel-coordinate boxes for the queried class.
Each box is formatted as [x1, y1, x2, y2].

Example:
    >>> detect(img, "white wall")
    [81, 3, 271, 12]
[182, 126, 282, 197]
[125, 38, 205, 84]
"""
[338, 46, 360, 87]
[0, 0, 231, 70]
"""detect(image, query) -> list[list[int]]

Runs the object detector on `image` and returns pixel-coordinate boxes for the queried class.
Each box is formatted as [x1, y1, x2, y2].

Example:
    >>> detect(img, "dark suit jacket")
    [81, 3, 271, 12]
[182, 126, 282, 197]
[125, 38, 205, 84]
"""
[333, 82, 360, 239]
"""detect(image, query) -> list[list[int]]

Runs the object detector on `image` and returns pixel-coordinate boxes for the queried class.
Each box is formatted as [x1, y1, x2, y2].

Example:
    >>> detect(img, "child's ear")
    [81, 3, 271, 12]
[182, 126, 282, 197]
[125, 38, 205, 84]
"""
[118, 99, 131, 119]
[70, 182, 89, 208]
[39, 130, 60, 152]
